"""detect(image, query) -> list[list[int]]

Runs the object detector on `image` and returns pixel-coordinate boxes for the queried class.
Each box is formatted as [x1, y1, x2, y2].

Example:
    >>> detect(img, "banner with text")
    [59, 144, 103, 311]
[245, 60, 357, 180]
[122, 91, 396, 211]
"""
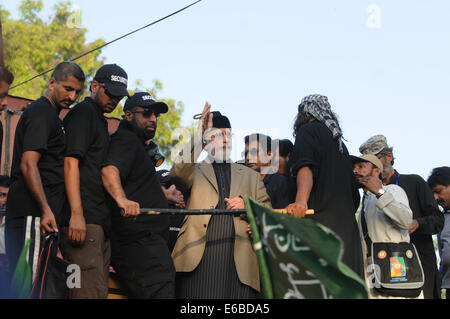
[244, 197, 368, 299]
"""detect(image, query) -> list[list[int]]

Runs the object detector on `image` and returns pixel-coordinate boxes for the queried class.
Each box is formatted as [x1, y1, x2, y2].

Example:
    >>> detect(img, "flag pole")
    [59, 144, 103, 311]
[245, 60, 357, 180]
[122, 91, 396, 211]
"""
[243, 196, 274, 298]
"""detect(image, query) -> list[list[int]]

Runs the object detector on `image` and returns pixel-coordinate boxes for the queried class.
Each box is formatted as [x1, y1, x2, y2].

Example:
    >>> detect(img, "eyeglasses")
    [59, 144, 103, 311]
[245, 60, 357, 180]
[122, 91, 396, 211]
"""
[376, 153, 385, 159]
[132, 109, 160, 119]
[98, 83, 124, 100]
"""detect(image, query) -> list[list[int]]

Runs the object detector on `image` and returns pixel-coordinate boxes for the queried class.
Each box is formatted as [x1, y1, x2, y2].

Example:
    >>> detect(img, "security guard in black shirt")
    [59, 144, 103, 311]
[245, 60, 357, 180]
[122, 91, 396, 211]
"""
[5, 62, 85, 294]
[102, 92, 175, 299]
[60, 64, 129, 299]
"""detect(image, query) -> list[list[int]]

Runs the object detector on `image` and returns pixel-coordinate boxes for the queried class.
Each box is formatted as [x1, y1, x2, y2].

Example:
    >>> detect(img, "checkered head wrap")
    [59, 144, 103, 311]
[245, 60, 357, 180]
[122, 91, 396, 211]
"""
[299, 94, 344, 152]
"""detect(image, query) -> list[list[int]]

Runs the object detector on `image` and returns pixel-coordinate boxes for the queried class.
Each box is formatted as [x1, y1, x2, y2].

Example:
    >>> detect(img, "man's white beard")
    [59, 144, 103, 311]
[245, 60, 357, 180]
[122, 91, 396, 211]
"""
[205, 145, 232, 163]
[381, 162, 393, 179]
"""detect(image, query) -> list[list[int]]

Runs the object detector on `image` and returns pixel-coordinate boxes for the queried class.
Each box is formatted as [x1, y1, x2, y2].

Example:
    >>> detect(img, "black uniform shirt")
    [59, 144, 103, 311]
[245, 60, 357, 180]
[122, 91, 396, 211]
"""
[60, 97, 111, 233]
[289, 120, 364, 278]
[263, 172, 296, 209]
[103, 120, 169, 244]
[388, 170, 444, 239]
[7, 97, 66, 218]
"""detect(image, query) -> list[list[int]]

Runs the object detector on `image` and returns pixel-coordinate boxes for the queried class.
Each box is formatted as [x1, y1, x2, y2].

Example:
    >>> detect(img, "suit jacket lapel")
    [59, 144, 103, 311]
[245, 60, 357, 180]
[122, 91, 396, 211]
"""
[230, 163, 244, 198]
[199, 162, 246, 198]
[199, 162, 218, 193]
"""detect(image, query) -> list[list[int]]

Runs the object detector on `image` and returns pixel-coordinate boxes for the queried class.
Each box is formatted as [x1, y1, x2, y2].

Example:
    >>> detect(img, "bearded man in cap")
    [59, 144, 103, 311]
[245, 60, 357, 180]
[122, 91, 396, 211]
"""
[60, 64, 129, 298]
[286, 94, 364, 279]
[352, 154, 418, 298]
[102, 92, 175, 299]
[359, 135, 444, 298]
[170, 102, 271, 299]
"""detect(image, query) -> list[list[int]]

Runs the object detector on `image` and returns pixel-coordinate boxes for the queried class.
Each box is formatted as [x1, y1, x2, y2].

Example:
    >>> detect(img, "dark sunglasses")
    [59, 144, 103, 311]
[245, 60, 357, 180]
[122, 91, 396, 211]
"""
[132, 109, 160, 119]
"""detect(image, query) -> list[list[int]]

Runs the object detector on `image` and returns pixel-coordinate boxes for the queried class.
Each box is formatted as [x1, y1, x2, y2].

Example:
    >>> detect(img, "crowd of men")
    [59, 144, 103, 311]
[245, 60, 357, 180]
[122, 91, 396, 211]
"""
[0, 62, 449, 299]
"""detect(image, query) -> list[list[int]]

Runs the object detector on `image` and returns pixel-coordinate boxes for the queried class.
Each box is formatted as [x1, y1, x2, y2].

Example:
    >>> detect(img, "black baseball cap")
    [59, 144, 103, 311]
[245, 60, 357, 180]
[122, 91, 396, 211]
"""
[124, 92, 169, 114]
[93, 64, 129, 97]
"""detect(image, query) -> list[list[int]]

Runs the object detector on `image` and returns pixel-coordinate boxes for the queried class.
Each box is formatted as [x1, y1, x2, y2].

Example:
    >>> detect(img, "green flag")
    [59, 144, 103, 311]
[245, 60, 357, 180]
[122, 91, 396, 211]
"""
[11, 239, 32, 299]
[244, 196, 368, 299]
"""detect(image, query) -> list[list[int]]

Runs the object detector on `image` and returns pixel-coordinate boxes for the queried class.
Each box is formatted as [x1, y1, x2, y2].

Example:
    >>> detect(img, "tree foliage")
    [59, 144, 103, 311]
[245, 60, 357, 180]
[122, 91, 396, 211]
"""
[1, 0, 105, 99]
[1, 0, 186, 164]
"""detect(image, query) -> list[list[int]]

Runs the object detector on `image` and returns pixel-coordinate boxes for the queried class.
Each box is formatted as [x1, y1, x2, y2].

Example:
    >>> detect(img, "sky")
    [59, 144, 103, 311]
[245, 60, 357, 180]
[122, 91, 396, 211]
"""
[2, 0, 449, 179]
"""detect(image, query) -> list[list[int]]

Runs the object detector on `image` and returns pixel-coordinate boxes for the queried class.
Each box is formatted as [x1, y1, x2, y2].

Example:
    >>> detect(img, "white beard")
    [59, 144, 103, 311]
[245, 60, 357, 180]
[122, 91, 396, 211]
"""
[382, 162, 393, 179]
[205, 145, 232, 163]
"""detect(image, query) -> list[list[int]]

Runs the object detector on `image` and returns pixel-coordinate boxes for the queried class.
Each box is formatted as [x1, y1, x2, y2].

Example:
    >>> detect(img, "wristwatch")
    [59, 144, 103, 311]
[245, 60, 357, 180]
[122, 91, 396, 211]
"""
[375, 188, 385, 199]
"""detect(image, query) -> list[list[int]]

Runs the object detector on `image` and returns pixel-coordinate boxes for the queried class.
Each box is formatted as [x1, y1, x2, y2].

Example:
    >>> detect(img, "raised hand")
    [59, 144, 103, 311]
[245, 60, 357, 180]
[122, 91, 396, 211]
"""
[199, 102, 213, 148]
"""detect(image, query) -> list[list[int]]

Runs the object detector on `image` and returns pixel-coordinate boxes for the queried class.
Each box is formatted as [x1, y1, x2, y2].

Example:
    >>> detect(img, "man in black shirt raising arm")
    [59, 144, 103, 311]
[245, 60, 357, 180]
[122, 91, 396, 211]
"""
[5, 62, 85, 291]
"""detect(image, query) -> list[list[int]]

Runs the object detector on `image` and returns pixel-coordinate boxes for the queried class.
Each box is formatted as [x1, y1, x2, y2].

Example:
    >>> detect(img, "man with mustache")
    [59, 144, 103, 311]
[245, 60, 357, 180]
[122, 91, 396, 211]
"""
[352, 154, 415, 298]
[359, 135, 444, 299]
[427, 166, 450, 299]
[5, 62, 85, 292]
[59, 64, 128, 299]
[102, 92, 175, 298]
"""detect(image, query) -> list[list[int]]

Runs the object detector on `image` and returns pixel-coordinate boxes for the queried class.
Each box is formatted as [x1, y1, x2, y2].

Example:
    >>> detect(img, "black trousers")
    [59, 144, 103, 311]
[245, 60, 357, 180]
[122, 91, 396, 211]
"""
[117, 275, 174, 299]
[111, 234, 175, 299]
